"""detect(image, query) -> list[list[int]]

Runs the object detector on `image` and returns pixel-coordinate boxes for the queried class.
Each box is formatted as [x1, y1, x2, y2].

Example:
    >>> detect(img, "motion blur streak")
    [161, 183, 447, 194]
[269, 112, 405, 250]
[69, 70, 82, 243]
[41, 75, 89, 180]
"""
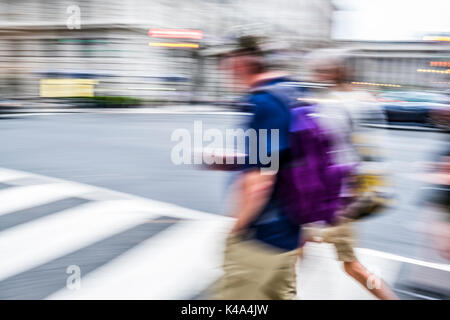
[0, 0, 448, 301]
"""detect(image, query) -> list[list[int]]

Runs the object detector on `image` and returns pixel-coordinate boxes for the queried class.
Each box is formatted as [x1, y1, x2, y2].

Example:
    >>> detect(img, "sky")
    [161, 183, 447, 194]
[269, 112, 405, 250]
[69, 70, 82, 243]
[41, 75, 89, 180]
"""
[332, 0, 450, 41]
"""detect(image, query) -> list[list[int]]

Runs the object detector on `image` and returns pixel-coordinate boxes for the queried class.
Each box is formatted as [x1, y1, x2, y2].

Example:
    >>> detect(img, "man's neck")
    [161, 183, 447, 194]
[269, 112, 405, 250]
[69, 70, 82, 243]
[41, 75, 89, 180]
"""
[249, 71, 289, 87]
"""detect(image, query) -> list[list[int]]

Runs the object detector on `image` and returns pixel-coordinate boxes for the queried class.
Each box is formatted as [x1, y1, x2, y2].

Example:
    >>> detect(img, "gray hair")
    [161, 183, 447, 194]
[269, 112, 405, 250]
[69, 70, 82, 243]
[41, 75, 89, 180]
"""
[306, 48, 356, 83]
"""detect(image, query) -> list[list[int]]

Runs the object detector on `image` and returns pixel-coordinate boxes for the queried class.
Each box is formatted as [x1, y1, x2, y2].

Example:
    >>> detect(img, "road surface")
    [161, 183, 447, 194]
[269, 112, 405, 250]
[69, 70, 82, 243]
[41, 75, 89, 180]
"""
[0, 109, 448, 299]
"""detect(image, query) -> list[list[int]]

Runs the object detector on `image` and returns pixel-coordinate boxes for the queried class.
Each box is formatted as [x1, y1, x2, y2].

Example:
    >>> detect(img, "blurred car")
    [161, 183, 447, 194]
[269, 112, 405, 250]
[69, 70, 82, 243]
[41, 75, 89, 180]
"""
[377, 91, 450, 127]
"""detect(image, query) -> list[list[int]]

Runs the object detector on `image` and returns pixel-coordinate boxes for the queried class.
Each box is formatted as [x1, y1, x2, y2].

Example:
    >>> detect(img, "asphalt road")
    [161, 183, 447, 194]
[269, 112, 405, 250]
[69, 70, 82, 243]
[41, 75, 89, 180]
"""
[0, 111, 449, 298]
[0, 112, 241, 214]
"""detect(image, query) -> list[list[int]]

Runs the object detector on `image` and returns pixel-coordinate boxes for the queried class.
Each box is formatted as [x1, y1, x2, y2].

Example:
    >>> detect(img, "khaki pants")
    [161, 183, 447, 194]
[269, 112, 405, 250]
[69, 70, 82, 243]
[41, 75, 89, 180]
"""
[304, 219, 357, 262]
[213, 234, 298, 300]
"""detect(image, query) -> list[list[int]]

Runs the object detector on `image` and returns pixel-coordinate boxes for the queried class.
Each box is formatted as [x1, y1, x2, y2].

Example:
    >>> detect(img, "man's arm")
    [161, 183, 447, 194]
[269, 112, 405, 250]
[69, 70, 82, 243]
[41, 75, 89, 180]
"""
[231, 168, 276, 233]
[230, 92, 284, 232]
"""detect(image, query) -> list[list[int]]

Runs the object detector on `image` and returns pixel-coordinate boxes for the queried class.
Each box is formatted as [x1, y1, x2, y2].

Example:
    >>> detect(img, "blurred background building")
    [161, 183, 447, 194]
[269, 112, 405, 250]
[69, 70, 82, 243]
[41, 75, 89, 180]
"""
[343, 41, 450, 91]
[0, 0, 448, 102]
[0, 0, 334, 102]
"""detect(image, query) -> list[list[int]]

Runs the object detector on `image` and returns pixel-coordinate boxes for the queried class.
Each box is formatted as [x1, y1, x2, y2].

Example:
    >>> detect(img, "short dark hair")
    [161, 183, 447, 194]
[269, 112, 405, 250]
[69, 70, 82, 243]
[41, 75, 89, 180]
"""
[217, 35, 268, 74]
[219, 35, 264, 57]
[243, 55, 267, 74]
[236, 35, 263, 55]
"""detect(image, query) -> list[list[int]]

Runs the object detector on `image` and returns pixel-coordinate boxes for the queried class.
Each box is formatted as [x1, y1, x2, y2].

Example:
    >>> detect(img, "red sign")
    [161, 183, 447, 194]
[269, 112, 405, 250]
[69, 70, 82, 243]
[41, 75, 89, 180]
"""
[148, 29, 203, 40]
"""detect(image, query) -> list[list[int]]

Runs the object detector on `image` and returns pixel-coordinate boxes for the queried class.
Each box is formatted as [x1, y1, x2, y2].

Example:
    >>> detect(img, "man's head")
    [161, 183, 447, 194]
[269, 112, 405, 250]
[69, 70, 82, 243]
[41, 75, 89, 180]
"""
[218, 36, 268, 88]
[306, 48, 354, 85]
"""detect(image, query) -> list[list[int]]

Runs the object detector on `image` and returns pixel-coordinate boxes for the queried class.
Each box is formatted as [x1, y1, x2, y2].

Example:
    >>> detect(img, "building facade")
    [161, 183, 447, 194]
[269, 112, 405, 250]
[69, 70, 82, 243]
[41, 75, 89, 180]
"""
[0, 0, 334, 100]
[342, 41, 450, 91]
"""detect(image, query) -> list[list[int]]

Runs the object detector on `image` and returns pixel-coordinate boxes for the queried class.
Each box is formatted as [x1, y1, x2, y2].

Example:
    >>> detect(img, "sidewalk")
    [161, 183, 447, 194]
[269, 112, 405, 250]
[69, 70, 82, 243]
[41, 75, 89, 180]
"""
[0, 103, 239, 117]
[298, 243, 395, 300]
[0, 97, 238, 113]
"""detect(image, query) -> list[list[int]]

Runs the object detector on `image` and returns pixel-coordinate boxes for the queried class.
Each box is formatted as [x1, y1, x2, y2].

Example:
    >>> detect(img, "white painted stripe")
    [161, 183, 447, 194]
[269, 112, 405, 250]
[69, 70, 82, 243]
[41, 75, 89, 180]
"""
[0, 168, 29, 183]
[0, 168, 233, 222]
[132, 198, 233, 222]
[0, 183, 94, 216]
[47, 219, 233, 300]
[356, 247, 450, 272]
[0, 200, 159, 281]
[303, 243, 449, 272]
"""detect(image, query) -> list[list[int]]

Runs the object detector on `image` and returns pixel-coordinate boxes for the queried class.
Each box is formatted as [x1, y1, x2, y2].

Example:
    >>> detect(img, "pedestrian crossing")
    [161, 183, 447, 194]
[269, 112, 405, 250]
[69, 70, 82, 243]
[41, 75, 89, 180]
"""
[0, 168, 233, 300]
[0, 167, 448, 300]
[48, 219, 229, 300]
[0, 183, 94, 216]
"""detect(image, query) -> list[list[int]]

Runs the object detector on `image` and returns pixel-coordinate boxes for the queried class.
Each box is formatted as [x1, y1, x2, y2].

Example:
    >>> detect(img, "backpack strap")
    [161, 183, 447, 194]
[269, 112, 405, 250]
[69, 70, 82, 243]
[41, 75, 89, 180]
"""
[250, 82, 303, 110]
[249, 82, 309, 131]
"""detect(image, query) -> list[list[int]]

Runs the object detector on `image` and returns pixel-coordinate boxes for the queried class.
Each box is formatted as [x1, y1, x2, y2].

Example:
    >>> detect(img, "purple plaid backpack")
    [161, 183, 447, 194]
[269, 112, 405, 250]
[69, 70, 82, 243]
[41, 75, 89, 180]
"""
[253, 83, 356, 225]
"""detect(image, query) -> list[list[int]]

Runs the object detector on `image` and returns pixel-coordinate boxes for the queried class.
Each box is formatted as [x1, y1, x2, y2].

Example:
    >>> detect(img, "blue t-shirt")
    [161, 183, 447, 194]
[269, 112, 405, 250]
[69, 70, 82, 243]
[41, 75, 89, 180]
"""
[241, 77, 302, 251]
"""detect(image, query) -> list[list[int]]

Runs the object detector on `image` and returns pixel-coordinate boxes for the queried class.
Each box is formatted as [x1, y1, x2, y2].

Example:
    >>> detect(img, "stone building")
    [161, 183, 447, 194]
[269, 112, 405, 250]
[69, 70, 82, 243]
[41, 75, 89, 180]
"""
[0, 0, 334, 100]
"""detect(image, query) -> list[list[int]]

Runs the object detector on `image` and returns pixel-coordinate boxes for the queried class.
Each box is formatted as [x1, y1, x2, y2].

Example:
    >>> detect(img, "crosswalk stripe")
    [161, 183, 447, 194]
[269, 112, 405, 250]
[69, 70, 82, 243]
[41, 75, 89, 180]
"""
[0, 168, 231, 221]
[0, 183, 95, 216]
[0, 200, 161, 281]
[0, 168, 234, 299]
[356, 247, 450, 272]
[0, 197, 91, 232]
[0, 218, 178, 300]
[0, 168, 29, 183]
[47, 219, 233, 299]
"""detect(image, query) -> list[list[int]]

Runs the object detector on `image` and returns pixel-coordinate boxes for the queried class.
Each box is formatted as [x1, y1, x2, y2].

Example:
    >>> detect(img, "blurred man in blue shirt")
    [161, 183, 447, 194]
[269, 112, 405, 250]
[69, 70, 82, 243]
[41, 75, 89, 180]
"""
[212, 36, 301, 300]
